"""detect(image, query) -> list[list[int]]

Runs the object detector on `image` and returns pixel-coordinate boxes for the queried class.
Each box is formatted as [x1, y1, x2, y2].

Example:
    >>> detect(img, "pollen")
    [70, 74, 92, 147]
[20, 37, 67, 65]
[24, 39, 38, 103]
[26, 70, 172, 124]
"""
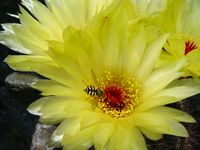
[96, 70, 140, 118]
[184, 41, 198, 55]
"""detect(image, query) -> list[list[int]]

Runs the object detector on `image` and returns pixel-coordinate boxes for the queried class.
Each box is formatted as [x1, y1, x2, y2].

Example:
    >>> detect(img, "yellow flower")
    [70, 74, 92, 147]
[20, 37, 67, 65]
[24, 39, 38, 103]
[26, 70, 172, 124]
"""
[7, 1, 197, 150]
[153, 0, 200, 76]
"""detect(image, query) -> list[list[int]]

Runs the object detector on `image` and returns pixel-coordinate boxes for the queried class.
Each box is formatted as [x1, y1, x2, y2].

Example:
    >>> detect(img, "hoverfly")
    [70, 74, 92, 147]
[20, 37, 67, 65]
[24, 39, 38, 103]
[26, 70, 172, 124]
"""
[83, 69, 104, 109]
[83, 69, 103, 97]
[84, 85, 103, 97]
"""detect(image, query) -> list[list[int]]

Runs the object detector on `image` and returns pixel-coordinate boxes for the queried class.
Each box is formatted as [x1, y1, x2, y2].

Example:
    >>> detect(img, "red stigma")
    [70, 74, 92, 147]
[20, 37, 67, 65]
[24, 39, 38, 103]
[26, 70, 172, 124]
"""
[104, 85, 125, 107]
[184, 41, 198, 55]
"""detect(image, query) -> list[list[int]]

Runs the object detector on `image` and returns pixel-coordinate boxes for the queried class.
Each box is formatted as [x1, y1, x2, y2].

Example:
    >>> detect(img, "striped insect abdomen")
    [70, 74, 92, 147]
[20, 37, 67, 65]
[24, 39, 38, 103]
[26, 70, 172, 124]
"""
[84, 85, 98, 96]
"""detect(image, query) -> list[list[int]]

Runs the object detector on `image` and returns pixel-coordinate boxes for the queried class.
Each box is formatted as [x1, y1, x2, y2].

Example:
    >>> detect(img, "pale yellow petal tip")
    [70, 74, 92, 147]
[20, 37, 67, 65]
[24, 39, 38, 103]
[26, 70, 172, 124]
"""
[179, 130, 189, 137]
[4, 55, 20, 66]
[4, 56, 11, 63]
[27, 100, 45, 116]
[49, 134, 63, 147]
[165, 125, 189, 137]
[27, 106, 42, 116]
[187, 115, 197, 123]
[140, 127, 163, 141]
[176, 112, 197, 123]
[3, 57, 14, 70]
[171, 125, 189, 137]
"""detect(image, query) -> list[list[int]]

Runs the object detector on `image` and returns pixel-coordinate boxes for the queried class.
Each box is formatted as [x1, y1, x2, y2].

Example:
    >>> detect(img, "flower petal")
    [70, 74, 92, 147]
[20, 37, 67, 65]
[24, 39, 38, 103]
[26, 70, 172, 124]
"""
[28, 96, 91, 124]
[47, 27, 93, 83]
[46, 0, 114, 29]
[136, 33, 169, 81]
[28, 96, 69, 124]
[137, 79, 200, 111]
[88, 0, 129, 70]
[156, 85, 200, 100]
[0, 29, 31, 54]
[142, 58, 186, 99]
[5, 55, 73, 87]
[140, 127, 163, 140]
[133, 112, 188, 137]
[107, 122, 147, 150]
[22, 0, 62, 40]
[93, 123, 114, 150]
[62, 125, 97, 150]
[122, 24, 146, 74]
[148, 106, 196, 123]
[135, 96, 177, 112]
[32, 79, 83, 98]
[132, 0, 167, 17]
[80, 111, 109, 129]
[50, 117, 81, 147]
[19, 6, 53, 40]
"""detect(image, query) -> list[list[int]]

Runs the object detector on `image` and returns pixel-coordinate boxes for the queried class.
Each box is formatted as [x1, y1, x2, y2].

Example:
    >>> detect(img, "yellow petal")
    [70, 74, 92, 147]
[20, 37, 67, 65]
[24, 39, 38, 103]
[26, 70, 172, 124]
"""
[134, 112, 188, 137]
[140, 127, 163, 140]
[156, 85, 200, 100]
[32, 79, 83, 98]
[93, 123, 114, 150]
[122, 24, 146, 74]
[19, 6, 53, 40]
[132, 0, 167, 17]
[148, 106, 196, 123]
[143, 58, 186, 99]
[0, 29, 31, 54]
[135, 96, 178, 112]
[5, 55, 73, 87]
[47, 27, 93, 83]
[80, 111, 110, 129]
[32, 79, 68, 96]
[136, 34, 169, 81]
[50, 117, 81, 147]
[47, 0, 113, 29]
[62, 125, 97, 150]
[28, 96, 91, 124]
[12, 25, 48, 52]
[28, 96, 69, 124]
[22, 0, 62, 40]
[89, 0, 129, 70]
[108, 122, 147, 150]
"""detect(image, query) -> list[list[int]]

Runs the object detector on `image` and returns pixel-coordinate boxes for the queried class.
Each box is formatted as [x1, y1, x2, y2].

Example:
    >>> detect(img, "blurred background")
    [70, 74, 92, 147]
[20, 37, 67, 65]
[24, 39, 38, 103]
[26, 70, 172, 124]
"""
[0, 0, 200, 150]
[0, 0, 41, 150]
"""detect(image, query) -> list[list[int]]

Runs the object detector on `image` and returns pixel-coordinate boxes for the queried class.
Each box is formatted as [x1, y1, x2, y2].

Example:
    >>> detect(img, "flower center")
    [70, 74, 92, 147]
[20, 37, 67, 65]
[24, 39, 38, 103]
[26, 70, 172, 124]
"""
[104, 85, 125, 108]
[184, 41, 198, 55]
[94, 70, 140, 118]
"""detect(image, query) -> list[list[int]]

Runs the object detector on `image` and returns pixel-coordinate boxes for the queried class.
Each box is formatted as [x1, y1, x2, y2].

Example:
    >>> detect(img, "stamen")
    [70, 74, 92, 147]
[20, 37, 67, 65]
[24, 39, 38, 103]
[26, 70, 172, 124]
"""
[184, 41, 198, 55]
[94, 71, 140, 118]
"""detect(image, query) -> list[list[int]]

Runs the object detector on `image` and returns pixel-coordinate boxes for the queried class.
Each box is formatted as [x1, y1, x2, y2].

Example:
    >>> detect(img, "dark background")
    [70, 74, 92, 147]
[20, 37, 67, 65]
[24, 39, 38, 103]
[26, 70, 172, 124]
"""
[0, 0, 200, 150]
[0, 0, 42, 150]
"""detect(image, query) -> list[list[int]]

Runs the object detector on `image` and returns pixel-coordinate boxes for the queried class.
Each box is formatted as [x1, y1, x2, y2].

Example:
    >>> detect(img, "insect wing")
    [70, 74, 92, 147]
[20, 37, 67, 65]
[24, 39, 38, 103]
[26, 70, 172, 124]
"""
[91, 69, 99, 86]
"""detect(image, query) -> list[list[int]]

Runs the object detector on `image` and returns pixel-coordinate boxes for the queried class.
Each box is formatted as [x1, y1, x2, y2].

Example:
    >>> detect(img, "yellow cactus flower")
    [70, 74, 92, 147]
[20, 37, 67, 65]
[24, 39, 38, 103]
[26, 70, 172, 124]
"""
[2, 0, 200, 150]
[154, 0, 200, 76]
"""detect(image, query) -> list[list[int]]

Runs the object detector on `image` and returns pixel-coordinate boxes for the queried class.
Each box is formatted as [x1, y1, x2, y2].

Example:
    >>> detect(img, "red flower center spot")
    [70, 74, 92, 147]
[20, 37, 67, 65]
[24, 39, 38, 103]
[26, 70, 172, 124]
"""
[184, 41, 198, 55]
[104, 85, 125, 108]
